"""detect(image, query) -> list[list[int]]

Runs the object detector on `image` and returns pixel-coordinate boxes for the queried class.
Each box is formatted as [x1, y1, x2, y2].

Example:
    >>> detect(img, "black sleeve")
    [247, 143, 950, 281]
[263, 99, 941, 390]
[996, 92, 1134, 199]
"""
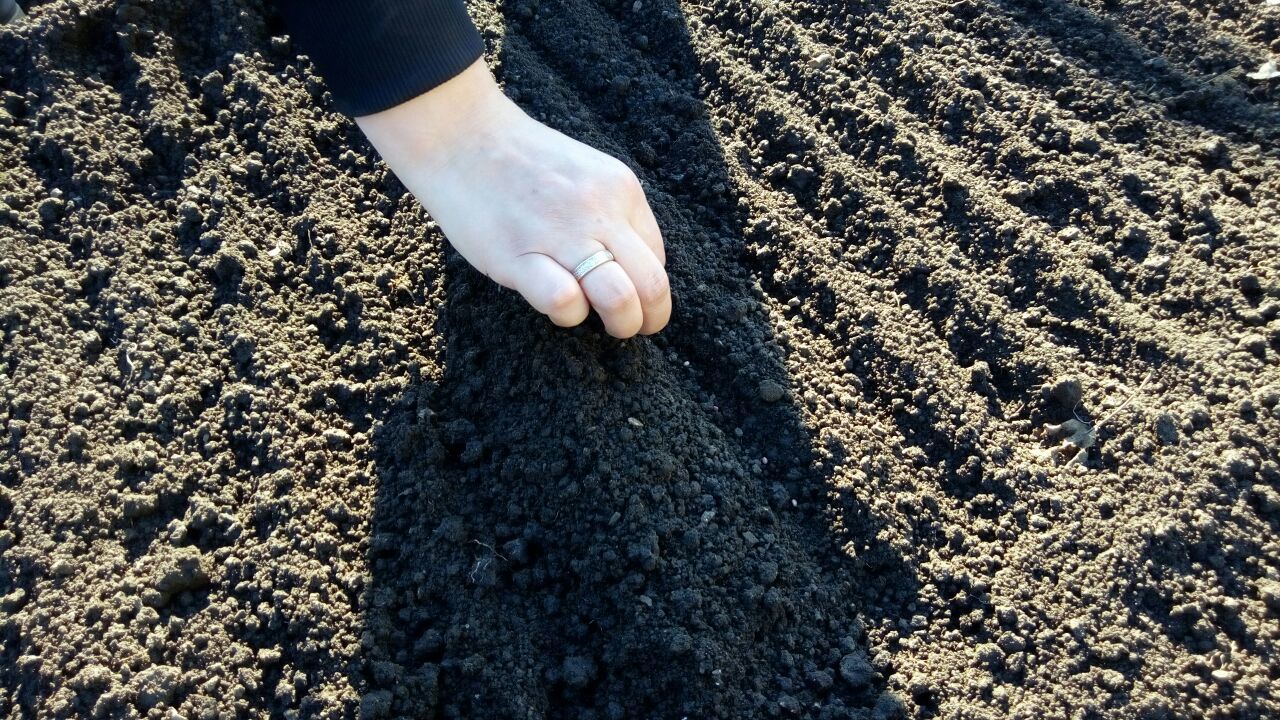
[276, 0, 485, 117]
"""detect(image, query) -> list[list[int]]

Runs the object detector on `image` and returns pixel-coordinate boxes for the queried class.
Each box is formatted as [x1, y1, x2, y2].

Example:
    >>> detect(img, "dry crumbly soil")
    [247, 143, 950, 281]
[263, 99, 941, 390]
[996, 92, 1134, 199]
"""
[2, 0, 1279, 718]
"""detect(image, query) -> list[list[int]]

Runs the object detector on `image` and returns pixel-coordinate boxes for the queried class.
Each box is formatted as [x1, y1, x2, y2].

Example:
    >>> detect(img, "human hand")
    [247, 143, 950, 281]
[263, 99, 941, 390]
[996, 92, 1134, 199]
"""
[355, 58, 670, 338]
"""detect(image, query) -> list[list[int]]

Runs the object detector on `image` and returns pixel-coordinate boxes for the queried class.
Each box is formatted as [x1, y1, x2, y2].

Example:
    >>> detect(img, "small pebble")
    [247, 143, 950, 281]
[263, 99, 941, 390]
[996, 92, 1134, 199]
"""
[562, 655, 596, 688]
[1154, 413, 1179, 445]
[758, 380, 785, 403]
[154, 548, 211, 596]
[212, 250, 244, 282]
[787, 166, 816, 189]
[1099, 669, 1126, 691]
[757, 561, 779, 585]
[838, 652, 872, 687]
[1236, 334, 1267, 358]
[997, 632, 1026, 654]
[1257, 580, 1280, 610]
[1196, 138, 1228, 166]
[1142, 254, 1170, 272]
[0, 588, 26, 612]
[359, 690, 393, 720]
[122, 493, 159, 519]
[323, 427, 352, 448]
[132, 665, 182, 709]
[806, 53, 833, 69]
[1051, 377, 1083, 408]
[1223, 452, 1256, 480]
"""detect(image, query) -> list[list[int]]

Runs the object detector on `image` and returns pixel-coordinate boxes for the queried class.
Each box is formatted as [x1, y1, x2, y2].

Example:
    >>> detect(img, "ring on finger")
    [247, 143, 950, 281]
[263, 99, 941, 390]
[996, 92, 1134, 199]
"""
[571, 250, 616, 281]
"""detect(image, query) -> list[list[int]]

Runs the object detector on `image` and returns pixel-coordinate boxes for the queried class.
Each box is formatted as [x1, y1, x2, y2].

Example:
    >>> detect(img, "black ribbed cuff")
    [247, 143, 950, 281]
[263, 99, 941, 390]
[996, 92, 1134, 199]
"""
[277, 0, 485, 117]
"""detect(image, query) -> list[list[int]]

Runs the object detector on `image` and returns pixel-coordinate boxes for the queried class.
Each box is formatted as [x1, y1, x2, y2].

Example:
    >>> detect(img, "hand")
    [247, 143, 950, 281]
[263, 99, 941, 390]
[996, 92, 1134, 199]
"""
[355, 58, 671, 338]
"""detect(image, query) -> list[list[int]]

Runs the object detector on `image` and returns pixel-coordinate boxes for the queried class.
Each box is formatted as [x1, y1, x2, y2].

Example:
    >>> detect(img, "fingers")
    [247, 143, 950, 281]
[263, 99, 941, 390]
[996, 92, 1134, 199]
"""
[603, 227, 671, 336]
[578, 254, 645, 338]
[494, 176, 669, 338]
[503, 242, 657, 338]
[506, 252, 591, 327]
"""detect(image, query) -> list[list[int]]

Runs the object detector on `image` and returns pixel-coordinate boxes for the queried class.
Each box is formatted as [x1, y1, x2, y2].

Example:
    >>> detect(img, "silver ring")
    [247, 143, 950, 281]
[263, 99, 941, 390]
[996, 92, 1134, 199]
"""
[571, 250, 615, 281]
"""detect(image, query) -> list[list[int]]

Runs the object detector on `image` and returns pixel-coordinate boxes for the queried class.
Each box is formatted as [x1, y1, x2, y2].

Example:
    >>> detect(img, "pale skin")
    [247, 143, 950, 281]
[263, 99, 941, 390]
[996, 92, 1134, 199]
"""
[356, 58, 672, 339]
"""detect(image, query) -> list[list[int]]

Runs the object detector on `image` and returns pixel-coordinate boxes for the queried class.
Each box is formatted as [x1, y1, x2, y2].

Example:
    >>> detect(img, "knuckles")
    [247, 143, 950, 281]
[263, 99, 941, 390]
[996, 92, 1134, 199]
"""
[636, 268, 670, 304]
[593, 284, 636, 314]
[522, 160, 645, 243]
[611, 164, 646, 201]
[546, 282, 585, 314]
[584, 160, 642, 205]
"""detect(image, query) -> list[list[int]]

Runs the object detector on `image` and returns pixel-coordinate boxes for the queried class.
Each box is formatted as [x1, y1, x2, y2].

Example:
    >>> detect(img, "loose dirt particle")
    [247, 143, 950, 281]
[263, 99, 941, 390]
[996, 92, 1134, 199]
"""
[758, 379, 786, 402]
[131, 665, 181, 710]
[839, 652, 872, 688]
[323, 427, 352, 448]
[1051, 377, 1084, 408]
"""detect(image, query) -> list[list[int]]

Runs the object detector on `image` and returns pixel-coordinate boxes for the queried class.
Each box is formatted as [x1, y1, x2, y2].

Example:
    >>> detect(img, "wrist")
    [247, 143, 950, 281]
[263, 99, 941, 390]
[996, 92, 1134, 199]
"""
[354, 58, 519, 184]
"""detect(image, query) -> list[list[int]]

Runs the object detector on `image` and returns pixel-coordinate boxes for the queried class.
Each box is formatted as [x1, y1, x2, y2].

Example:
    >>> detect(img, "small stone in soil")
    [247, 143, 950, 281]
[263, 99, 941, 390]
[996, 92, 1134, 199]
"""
[563, 655, 596, 688]
[131, 664, 181, 709]
[1051, 377, 1083, 408]
[1154, 413, 1179, 444]
[122, 492, 158, 518]
[1223, 452, 1256, 480]
[359, 690, 393, 719]
[154, 548, 211, 596]
[323, 427, 352, 448]
[1236, 334, 1266, 358]
[759, 380, 785, 402]
[839, 652, 872, 688]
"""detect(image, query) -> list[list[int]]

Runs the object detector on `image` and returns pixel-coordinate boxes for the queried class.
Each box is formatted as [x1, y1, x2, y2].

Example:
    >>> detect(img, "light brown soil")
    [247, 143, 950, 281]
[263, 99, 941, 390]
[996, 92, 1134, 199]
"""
[2, 0, 1278, 718]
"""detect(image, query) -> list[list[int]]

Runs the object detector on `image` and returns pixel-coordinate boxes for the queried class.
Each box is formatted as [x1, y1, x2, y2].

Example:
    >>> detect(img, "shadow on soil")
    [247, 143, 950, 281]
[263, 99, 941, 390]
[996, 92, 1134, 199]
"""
[347, 1, 921, 717]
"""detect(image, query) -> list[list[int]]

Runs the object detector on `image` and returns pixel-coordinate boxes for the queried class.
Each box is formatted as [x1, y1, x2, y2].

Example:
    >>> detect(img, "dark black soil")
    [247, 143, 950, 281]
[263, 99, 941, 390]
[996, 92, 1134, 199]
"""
[2, 0, 1278, 718]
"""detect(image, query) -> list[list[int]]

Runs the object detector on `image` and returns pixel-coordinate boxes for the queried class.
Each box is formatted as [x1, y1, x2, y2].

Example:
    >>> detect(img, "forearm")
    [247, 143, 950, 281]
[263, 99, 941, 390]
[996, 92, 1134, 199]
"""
[354, 58, 520, 189]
